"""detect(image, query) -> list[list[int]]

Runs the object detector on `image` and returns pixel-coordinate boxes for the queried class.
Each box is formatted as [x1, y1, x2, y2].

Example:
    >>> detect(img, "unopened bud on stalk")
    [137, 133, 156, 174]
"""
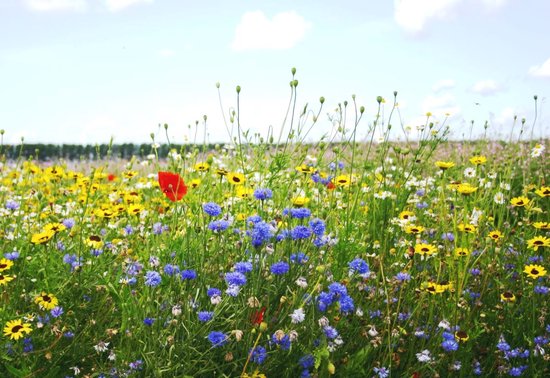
[216, 82, 220, 88]
[360, 106, 365, 114]
[236, 85, 241, 94]
[164, 123, 168, 130]
[320, 96, 325, 104]
[327, 362, 336, 375]
[291, 67, 296, 75]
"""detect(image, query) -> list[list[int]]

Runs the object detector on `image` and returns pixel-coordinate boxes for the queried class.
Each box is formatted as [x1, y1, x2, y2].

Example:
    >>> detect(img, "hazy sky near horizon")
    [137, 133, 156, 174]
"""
[1, 0, 549, 145]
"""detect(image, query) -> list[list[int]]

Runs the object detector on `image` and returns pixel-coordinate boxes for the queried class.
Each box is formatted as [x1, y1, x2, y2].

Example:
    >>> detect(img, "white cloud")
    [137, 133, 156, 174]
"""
[104, 0, 153, 12]
[481, 0, 508, 10]
[158, 49, 175, 57]
[421, 93, 461, 116]
[231, 10, 312, 51]
[529, 58, 550, 78]
[394, 0, 508, 34]
[432, 79, 455, 93]
[394, 0, 461, 34]
[24, 0, 87, 12]
[470, 79, 505, 96]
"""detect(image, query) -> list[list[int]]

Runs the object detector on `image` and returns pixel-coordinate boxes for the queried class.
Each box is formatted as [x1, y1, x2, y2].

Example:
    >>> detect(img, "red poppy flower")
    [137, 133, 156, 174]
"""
[158, 172, 187, 202]
[327, 181, 336, 190]
[107, 174, 116, 181]
[251, 307, 266, 325]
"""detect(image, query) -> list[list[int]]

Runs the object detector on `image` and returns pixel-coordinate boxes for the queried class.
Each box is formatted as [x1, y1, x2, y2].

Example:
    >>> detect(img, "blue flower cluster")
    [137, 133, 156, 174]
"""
[317, 282, 355, 314]
[253, 188, 273, 201]
[203, 202, 222, 216]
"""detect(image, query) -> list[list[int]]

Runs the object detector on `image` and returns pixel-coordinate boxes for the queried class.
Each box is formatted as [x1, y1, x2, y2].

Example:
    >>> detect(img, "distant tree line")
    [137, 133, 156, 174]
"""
[0, 143, 219, 161]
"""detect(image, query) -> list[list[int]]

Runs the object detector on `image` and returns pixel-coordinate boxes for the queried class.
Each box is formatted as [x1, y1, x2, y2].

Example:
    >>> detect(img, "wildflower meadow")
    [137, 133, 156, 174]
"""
[1, 71, 549, 377]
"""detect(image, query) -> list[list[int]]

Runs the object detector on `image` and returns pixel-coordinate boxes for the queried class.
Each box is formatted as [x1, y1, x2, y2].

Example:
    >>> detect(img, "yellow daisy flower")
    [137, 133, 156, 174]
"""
[3, 319, 32, 340]
[469, 155, 487, 165]
[414, 243, 437, 256]
[523, 264, 547, 279]
[510, 196, 530, 207]
[435, 161, 455, 170]
[34, 292, 59, 310]
[527, 236, 550, 251]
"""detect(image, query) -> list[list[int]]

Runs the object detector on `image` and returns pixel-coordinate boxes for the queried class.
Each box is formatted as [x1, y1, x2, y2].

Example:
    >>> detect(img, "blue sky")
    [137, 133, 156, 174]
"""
[1, 0, 549, 145]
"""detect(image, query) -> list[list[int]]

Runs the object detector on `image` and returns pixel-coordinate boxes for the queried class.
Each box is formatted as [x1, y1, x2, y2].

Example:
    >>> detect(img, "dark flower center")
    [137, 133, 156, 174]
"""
[42, 295, 51, 302]
[531, 269, 539, 275]
[11, 325, 23, 333]
[89, 235, 101, 242]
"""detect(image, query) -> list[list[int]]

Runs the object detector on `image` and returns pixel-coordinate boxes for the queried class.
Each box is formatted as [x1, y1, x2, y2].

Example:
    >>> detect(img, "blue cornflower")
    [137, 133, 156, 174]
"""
[124, 224, 134, 235]
[203, 202, 222, 216]
[497, 338, 511, 352]
[308, 218, 326, 236]
[270, 261, 290, 275]
[398, 312, 411, 322]
[144, 271, 162, 287]
[247, 215, 263, 224]
[271, 333, 291, 350]
[198, 311, 214, 322]
[290, 208, 311, 219]
[50, 306, 64, 318]
[291, 226, 312, 240]
[23, 337, 33, 353]
[91, 248, 103, 257]
[339, 295, 355, 314]
[470, 268, 482, 276]
[207, 331, 228, 347]
[473, 361, 483, 375]
[328, 282, 348, 297]
[348, 258, 370, 276]
[207, 287, 222, 297]
[208, 220, 230, 232]
[369, 310, 382, 319]
[441, 232, 455, 242]
[143, 317, 155, 326]
[441, 339, 459, 352]
[290, 252, 309, 264]
[249, 345, 267, 364]
[323, 326, 339, 339]
[534, 336, 549, 345]
[442, 331, 455, 340]
[225, 272, 247, 286]
[152, 222, 168, 235]
[128, 359, 143, 370]
[62, 218, 75, 229]
[299, 354, 315, 369]
[4, 251, 20, 260]
[63, 331, 75, 338]
[125, 260, 143, 276]
[416, 202, 429, 209]
[5, 199, 20, 210]
[317, 291, 335, 312]
[276, 229, 290, 242]
[249, 221, 273, 247]
[374, 367, 390, 378]
[180, 269, 197, 280]
[508, 366, 528, 377]
[234, 261, 253, 274]
[164, 264, 180, 276]
[394, 272, 411, 282]
[534, 285, 549, 294]
[253, 188, 273, 201]
[63, 253, 82, 272]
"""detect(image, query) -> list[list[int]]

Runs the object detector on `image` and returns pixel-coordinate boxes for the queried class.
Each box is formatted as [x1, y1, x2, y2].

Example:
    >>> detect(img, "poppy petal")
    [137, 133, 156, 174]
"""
[158, 172, 187, 202]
